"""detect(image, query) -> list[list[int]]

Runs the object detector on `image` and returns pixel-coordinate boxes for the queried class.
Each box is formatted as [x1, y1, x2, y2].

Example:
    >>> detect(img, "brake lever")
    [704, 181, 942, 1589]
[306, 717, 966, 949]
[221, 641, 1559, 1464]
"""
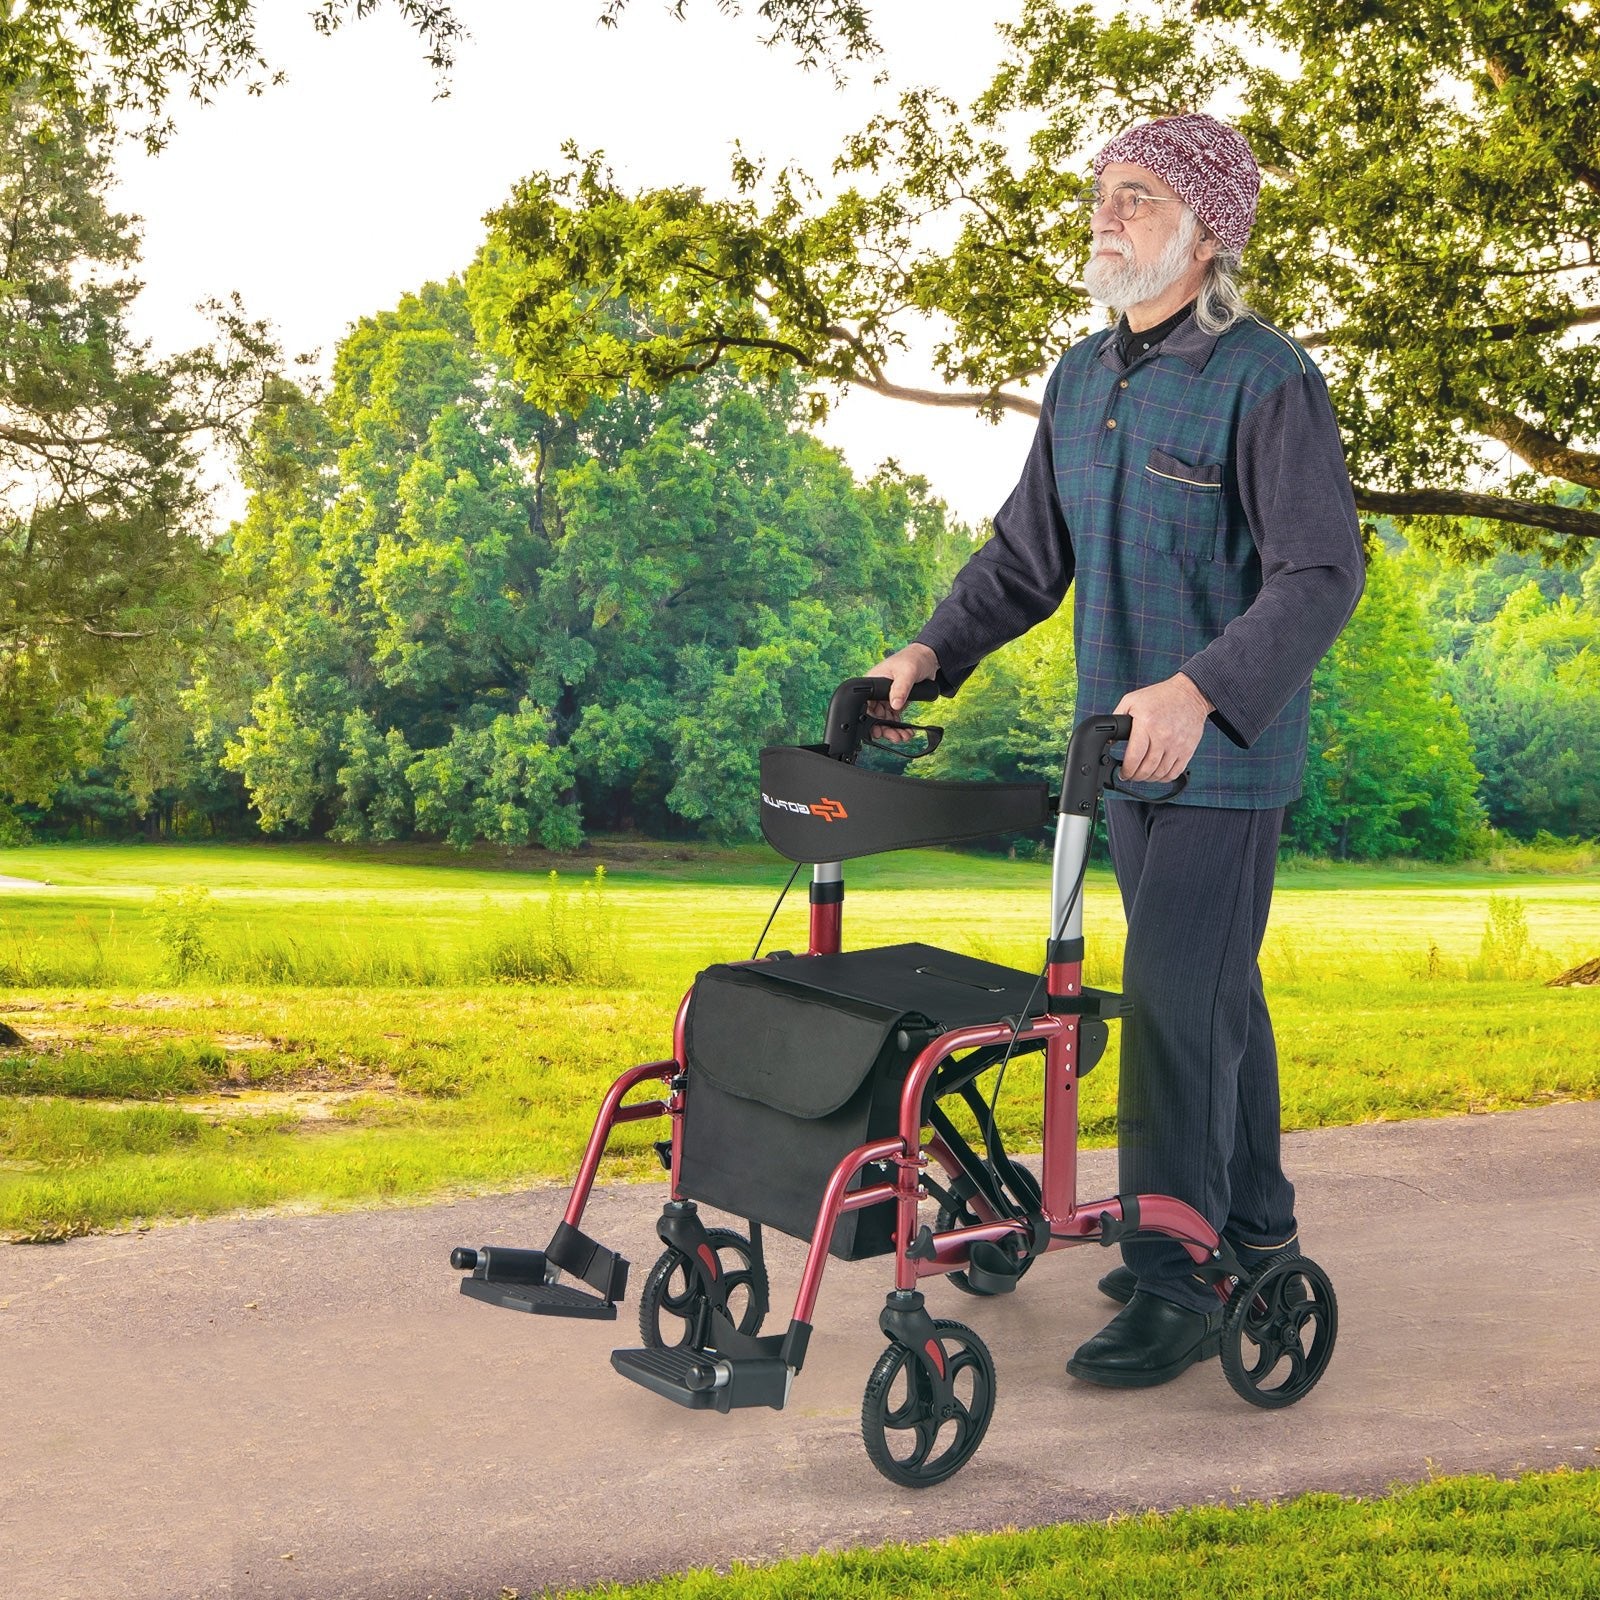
[864, 716, 946, 760]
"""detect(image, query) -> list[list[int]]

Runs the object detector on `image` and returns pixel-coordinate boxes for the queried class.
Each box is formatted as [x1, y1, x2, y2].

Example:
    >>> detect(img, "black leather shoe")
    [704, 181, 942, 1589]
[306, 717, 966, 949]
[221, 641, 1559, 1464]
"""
[1066, 1291, 1222, 1388]
[1098, 1238, 1301, 1305]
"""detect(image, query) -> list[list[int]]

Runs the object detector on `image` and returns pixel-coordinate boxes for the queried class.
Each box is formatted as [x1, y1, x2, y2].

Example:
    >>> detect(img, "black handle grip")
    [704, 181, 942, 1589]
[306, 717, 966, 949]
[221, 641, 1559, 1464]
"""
[1059, 714, 1134, 815]
[823, 675, 939, 761]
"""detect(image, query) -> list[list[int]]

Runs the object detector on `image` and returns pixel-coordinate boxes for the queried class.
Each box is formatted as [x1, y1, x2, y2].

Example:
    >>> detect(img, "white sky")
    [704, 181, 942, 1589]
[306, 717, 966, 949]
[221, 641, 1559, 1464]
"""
[111, 0, 1052, 528]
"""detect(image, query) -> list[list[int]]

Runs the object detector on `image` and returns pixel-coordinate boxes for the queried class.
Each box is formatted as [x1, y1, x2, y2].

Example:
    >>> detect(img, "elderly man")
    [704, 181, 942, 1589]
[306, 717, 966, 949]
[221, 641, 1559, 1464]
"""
[869, 113, 1365, 1387]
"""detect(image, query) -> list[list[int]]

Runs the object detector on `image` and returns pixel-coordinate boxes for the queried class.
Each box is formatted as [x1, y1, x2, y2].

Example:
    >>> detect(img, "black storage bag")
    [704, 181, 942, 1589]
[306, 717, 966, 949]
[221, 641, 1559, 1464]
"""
[680, 963, 915, 1260]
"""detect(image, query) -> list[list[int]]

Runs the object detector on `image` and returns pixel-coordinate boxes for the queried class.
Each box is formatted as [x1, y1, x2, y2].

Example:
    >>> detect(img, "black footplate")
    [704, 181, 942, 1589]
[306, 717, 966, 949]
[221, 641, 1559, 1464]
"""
[451, 1223, 629, 1320]
[462, 1277, 618, 1319]
[611, 1345, 791, 1413]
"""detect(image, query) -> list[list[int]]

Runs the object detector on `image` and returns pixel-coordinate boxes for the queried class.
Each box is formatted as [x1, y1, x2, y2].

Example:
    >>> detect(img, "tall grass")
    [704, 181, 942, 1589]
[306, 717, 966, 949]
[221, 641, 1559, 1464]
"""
[0, 865, 622, 988]
[1, 842, 1595, 1240]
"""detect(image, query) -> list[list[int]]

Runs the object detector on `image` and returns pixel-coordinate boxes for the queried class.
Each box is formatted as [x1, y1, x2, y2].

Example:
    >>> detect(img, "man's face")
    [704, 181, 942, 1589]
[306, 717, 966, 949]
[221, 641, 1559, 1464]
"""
[1083, 160, 1211, 312]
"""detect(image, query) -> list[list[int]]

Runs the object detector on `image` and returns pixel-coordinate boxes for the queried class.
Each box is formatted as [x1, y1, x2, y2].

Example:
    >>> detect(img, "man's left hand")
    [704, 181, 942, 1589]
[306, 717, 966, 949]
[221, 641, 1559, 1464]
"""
[1114, 673, 1214, 783]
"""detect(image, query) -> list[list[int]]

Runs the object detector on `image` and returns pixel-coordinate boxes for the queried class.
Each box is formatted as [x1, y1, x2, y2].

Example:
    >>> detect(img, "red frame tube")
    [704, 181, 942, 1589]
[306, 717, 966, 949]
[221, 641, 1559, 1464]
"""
[557, 941, 1228, 1326]
[808, 898, 841, 955]
[562, 1058, 678, 1230]
[784, 962, 1224, 1321]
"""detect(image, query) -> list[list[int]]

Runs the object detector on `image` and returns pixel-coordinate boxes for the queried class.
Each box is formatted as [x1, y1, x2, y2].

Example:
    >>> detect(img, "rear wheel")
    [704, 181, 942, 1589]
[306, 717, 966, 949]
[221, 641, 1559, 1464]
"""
[1221, 1252, 1337, 1408]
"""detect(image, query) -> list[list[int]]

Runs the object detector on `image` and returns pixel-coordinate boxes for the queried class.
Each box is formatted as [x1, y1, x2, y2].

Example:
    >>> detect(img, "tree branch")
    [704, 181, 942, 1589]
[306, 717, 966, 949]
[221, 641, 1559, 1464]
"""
[1354, 487, 1600, 542]
[1298, 304, 1600, 351]
[1474, 405, 1600, 490]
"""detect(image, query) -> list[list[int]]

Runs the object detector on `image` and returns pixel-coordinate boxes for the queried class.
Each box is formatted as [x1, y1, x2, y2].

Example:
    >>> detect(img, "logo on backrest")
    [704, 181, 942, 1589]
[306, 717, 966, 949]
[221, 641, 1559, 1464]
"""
[761, 792, 849, 821]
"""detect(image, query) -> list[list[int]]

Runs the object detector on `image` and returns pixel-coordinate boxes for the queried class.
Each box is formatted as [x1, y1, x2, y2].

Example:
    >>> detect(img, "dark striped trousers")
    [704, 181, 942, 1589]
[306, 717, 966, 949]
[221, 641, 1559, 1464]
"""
[1105, 796, 1297, 1312]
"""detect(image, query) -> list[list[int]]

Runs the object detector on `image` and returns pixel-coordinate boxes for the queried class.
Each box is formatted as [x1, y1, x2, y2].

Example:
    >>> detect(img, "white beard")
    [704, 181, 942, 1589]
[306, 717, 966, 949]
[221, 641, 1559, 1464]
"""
[1083, 210, 1200, 311]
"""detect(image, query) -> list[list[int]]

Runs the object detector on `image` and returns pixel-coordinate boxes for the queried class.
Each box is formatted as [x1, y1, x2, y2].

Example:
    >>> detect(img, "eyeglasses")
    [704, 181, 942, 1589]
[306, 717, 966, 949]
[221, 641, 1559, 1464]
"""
[1082, 184, 1182, 222]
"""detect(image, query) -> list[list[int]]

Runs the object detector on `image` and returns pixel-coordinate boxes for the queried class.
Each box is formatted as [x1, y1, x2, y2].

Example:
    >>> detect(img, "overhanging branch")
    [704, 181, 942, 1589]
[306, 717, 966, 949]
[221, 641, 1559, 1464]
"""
[1354, 487, 1600, 541]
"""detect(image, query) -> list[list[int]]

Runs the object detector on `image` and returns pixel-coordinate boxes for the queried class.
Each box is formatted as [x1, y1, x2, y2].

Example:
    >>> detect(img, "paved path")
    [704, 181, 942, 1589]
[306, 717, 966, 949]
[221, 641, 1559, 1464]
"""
[4, 1103, 1598, 1600]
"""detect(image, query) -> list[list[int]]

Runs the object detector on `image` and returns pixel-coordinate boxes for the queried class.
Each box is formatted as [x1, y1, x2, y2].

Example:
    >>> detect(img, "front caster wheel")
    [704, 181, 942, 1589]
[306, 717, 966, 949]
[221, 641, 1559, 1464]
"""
[1221, 1251, 1337, 1408]
[861, 1318, 995, 1487]
[639, 1227, 769, 1350]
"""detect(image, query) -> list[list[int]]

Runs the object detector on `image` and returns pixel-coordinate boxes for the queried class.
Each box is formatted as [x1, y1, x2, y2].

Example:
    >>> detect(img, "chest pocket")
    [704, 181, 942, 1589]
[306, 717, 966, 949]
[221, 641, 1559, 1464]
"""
[1129, 447, 1223, 561]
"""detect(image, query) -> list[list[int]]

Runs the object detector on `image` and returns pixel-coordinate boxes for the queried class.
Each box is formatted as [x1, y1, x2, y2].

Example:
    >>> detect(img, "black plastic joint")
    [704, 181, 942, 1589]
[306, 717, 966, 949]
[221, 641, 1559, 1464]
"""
[548, 1221, 629, 1301]
[1047, 936, 1086, 964]
[808, 879, 845, 905]
[780, 1320, 812, 1372]
[878, 1288, 937, 1351]
[1097, 1194, 1141, 1248]
[655, 1201, 710, 1261]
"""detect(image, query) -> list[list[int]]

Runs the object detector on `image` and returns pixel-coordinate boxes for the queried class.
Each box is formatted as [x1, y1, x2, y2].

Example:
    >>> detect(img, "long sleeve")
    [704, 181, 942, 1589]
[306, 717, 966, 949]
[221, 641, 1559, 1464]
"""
[913, 366, 1075, 694]
[1179, 368, 1366, 748]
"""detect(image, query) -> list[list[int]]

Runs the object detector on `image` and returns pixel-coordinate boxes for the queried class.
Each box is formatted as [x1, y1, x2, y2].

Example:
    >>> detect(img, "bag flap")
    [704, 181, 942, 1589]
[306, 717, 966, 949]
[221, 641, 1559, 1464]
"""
[684, 964, 909, 1119]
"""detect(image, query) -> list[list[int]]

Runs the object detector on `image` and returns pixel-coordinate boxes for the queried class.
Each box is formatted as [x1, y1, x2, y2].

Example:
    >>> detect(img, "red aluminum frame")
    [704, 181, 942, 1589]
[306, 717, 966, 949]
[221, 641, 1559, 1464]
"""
[556, 886, 1227, 1334]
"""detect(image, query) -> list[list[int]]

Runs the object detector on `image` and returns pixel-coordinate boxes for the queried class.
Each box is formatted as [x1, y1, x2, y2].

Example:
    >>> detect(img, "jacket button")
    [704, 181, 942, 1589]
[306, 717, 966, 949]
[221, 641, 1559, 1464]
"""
[1119, 379, 1129, 389]
[1105, 418, 1117, 429]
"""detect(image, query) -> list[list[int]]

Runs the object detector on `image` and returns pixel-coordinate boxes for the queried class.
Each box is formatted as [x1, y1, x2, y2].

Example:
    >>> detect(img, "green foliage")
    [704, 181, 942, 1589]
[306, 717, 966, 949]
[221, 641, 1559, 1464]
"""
[0, 91, 279, 814]
[488, 0, 1600, 552]
[407, 701, 580, 850]
[149, 885, 216, 981]
[1285, 547, 1486, 861]
[205, 264, 953, 847]
[1476, 893, 1543, 982]
[476, 867, 620, 984]
[1446, 582, 1600, 840]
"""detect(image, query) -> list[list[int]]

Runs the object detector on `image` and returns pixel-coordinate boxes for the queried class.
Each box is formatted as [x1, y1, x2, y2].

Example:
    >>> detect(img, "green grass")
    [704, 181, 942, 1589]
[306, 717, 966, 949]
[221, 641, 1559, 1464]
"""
[1, 840, 1597, 1240]
[551, 1469, 1599, 1599]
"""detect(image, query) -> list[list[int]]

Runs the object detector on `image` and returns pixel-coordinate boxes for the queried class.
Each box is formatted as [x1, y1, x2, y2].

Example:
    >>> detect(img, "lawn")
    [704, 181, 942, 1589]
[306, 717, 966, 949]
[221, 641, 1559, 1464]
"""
[556, 1470, 1600, 1600]
[1, 839, 1597, 1241]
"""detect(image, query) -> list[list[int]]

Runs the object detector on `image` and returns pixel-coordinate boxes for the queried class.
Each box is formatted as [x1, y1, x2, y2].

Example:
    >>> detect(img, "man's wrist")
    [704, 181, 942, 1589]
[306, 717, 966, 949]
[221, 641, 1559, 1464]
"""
[1175, 671, 1215, 715]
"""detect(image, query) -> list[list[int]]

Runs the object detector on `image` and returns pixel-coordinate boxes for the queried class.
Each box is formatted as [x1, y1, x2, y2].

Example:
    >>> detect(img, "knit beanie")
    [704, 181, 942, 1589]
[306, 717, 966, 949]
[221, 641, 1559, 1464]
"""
[1093, 113, 1260, 254]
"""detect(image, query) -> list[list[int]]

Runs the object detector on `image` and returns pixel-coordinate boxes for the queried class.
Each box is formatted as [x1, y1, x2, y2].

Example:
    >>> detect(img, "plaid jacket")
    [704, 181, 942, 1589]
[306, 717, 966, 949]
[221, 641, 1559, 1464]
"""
[916, 312, 1365, 808]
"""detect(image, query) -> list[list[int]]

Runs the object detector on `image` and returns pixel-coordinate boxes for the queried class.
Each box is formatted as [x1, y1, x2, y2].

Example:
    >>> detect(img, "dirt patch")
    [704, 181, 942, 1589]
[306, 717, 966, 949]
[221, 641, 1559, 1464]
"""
[108, 995, 227, 1011]
[186, 1088, 392, 1120]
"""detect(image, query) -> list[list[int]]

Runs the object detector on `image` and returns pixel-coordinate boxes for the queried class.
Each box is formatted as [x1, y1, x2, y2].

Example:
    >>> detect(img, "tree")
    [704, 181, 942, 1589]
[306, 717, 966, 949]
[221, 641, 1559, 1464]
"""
[1285, 547, 1485, 861]
[208, 251, 955, 847]
[0, 1, 875, 150]
[488, 0, 1600, 556]
[1447, 581, 1600, 840]
[0, 90, 277, 834]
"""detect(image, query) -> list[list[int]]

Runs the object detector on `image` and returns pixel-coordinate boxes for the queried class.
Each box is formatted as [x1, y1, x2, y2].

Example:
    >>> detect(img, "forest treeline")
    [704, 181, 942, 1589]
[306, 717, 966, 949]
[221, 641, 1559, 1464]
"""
[17, 253, 1600, 860]
[3, 90, 1598, 861]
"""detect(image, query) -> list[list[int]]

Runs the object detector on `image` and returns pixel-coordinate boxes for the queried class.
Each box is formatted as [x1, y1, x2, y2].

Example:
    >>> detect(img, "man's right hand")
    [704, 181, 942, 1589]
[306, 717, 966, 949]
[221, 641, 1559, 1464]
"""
[865, 643, 940, 741]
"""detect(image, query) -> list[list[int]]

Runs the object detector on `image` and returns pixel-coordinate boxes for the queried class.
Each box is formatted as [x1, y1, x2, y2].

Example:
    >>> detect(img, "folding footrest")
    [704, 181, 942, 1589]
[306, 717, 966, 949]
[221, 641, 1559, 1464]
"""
[461, 1276, 618, 1319]
[611, 1345, 791, 1413]
[451, 1224, 629, 1319]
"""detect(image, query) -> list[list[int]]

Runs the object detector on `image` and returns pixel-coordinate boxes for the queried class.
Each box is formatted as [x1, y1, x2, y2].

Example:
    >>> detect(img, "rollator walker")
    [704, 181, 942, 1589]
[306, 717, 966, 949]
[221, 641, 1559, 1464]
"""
[451, 678, 1337, 1486]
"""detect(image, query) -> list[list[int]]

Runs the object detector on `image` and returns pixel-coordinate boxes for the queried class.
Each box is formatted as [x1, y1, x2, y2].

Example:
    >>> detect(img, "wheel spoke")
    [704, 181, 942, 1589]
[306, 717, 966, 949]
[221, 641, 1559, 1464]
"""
[904, 1416, 941, 1468]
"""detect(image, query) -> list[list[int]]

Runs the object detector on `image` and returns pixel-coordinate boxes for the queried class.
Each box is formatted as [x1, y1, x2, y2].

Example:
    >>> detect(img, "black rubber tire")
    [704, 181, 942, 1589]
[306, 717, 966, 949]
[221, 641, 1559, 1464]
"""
[935, 1164, 1042, 1296]
[861, 1318, 996, 1488]
[1221, 1251, 1337, 1409]
[638, 1227, 769, 1350]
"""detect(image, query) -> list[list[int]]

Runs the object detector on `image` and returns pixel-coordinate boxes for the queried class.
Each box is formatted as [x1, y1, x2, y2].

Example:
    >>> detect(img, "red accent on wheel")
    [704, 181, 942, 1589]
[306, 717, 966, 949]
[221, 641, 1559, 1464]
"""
[923, 1338, 945, 1377]
[697, 1243, 719, 1279]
